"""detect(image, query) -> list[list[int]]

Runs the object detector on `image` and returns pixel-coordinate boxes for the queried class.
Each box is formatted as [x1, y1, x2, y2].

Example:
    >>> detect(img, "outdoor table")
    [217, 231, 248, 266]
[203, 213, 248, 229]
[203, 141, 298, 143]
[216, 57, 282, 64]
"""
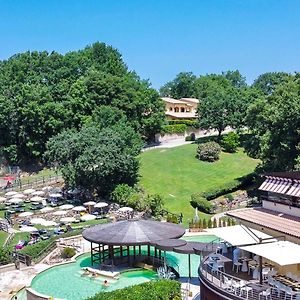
[246, 283, 269, 293]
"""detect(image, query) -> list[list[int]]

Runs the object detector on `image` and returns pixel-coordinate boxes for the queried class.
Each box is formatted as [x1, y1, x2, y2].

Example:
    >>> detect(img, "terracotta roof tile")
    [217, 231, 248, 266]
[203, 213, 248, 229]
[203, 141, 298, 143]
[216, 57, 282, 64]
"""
[226, 208, 300, 238]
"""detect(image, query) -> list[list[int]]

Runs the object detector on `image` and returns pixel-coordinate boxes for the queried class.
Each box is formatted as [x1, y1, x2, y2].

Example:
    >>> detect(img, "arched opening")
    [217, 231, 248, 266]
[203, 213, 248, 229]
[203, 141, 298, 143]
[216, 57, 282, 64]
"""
[180, 107, 185, 112]
[174, 107, 179, 112]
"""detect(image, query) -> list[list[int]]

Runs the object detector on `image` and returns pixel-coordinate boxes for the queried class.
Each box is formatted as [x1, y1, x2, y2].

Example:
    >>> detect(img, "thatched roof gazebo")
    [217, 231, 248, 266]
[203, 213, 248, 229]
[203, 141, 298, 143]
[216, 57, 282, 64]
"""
[82, 220, 185, 266]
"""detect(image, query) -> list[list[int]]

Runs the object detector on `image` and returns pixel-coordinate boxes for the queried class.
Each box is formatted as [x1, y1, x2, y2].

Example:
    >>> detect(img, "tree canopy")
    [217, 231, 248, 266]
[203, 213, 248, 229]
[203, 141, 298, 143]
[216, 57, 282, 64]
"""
[0, 42, 164, 163]
[45, 123, 142, 196]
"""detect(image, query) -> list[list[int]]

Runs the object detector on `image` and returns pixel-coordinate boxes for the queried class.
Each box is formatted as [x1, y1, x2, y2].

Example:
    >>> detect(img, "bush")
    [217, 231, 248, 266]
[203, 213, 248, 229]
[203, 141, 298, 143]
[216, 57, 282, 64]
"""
[168, 120, 199, 128]
[197, 141, 221, 162]
[0, 247, 12, 265]
[190, 194, 214, 214]
[87, 279, 181, 300]
[167, 215, 179, 224]
[185, 135, 192, 141]
[185, 132, 196, 142]
[222, 132, 240, 153]
[201, 173, 255, 200]
[225, 193, 234, 202]
[161, 124, 186, 135]
[61, 247, 76, 258]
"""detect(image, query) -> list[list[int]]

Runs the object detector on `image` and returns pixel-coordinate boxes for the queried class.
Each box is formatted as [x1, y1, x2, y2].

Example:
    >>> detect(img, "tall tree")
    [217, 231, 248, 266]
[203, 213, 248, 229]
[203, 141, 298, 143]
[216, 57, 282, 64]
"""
[245, 75, 300, 171]
[252, 72, 291, 95]
[222, 70, 247, 89]
[159, 72, 197, 98]
[45, 124, 142, 196]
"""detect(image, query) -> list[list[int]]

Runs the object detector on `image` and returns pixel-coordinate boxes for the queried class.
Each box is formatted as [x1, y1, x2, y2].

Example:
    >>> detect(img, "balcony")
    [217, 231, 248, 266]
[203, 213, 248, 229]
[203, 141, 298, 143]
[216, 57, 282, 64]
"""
[198, 252, 300, 300]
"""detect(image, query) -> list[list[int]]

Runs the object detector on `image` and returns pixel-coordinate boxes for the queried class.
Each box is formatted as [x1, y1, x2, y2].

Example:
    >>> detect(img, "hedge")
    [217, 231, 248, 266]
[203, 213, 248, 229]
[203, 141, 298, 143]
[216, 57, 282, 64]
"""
[201, 173, 255, 200]
[161, 124, 186, 135]
[190, 194, 214, 214]
[19, 229, 82, 260]
[87, 279, 181, 300]
[168, 119, 199, 128]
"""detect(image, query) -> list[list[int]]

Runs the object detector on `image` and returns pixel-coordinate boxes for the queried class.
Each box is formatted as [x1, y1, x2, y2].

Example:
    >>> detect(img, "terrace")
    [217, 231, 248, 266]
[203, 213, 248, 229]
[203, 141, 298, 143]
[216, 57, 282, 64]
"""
[199, 225, 300, 300]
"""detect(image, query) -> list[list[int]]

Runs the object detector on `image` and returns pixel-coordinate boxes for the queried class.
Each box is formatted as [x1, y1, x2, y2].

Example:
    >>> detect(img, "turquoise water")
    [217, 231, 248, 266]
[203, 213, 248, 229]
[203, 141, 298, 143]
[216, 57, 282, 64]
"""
[19, 234, 215, 300]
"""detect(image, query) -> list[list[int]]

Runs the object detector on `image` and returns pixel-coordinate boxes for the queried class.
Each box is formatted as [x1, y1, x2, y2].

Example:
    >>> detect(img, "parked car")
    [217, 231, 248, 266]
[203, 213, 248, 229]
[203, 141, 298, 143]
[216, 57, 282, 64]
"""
[15, 240, 27, 250]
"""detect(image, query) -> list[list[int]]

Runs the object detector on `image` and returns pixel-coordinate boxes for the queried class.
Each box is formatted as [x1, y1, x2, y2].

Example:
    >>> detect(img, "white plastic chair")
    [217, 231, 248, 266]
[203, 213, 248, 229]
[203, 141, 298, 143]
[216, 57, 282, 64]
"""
[259, 288, 272, 299]
[240, 285, 253, 299]
[284, 286, 297, 300]
[222, 276, 233, 292]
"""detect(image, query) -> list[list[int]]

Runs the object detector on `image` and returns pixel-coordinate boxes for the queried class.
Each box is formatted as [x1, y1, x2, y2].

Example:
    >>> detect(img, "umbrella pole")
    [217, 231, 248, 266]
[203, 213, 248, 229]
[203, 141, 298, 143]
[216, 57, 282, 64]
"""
[188, 254, 191, 279]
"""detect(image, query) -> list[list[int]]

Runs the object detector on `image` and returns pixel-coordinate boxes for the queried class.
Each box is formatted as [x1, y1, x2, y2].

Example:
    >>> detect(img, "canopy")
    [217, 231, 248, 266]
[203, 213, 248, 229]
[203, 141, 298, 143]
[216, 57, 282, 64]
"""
[53, 210, 68, 216]
[59, 204, 74, 210]
[40, 207, 54, 213]
[208, 225, 275, 246]
[19, 212, 34, 217]
[8, 198, 23, 204]
[72, 206, 86, 212]
[30, 217, 46, 225]
[83, 201, 96, 206]
[83, 220, 185, 246]
[94, 202, 108, 208]
[5, 191, 18, 196]
[80, 214, 96, 221]
[60, 217, 76, 223]
[23, 188, 36, 194]
[118, 207, 133, 212]
[41, 220, 57, 227]
[49, 193, 62, 198]
[30, 196, 44, 202]
[240, 241, 300, 266]
[19, 226, 38, 232]
[11, 193, 25, 198]
[31, 190, 45, 196]
[155, 239, 186, 251]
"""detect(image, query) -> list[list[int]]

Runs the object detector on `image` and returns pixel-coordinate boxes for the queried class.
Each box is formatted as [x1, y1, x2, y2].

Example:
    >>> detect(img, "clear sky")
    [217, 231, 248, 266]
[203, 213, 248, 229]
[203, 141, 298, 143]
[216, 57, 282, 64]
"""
[0, 0, 299, 88]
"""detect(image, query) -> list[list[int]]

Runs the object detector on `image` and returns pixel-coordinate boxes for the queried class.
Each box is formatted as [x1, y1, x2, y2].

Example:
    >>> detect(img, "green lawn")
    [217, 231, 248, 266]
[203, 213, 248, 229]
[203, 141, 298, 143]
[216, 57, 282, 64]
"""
[0, 230, 8, 246]
[139, 144, 259, 225]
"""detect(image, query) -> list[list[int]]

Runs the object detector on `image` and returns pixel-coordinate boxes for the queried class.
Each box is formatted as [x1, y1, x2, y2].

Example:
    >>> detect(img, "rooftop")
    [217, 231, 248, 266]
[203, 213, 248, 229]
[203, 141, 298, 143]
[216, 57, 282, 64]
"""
[180, 98, 200, 104]
[82, 219, 186, 246]
[226, 207, 300, 238]
[161, 97, 187, 104]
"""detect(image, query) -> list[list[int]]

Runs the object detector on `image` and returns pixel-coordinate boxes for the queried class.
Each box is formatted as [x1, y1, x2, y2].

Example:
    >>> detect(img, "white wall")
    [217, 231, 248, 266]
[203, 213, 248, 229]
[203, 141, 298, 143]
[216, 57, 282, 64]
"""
[263, 200, 300, 218]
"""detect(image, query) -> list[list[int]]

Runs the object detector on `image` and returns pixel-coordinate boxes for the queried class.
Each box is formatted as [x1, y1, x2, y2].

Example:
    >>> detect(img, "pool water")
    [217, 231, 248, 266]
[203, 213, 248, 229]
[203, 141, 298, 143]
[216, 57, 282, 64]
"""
[20, 234, 216, 300]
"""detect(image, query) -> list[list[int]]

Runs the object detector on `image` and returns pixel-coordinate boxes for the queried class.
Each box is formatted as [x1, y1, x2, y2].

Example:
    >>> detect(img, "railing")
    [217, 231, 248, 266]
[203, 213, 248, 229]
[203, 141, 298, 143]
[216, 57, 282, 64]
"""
[0, 174, 63, 194]
[3, 232, 14, 248]
[199, 255, 284, 300]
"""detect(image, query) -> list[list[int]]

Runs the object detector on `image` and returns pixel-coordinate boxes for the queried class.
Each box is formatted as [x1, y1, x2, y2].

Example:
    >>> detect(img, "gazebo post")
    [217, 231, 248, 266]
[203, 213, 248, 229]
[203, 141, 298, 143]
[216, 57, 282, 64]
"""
[90, 242, 93, 265]
[139, 245, 141, 255]
[159, 249, 162, 259]
[133, 245, 136, 259]
[155, 247, 157, 258]
[120, 246, 123, 262]
[147, 245, 150, 257]
[127, 246, 130, 264]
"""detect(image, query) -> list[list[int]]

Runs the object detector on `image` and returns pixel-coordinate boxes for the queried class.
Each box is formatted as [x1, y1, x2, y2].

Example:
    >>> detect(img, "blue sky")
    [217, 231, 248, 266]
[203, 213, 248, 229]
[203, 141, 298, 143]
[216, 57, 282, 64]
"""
[0, 0, 299, 88]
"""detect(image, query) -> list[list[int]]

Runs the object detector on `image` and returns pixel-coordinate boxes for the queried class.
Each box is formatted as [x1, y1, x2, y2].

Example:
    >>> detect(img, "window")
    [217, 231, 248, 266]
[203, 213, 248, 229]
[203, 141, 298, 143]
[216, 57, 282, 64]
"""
[180, 107, 185, 112]
[169, 107, 173, 111]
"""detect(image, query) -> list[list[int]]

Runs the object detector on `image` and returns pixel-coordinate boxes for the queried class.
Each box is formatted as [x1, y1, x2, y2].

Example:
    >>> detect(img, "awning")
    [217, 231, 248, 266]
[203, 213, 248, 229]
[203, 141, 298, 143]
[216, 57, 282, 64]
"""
[208, 225, 275, 246]
[259, 177, 292, 194]
[286, 181, 300, 197]
[240, 241, 300, 266]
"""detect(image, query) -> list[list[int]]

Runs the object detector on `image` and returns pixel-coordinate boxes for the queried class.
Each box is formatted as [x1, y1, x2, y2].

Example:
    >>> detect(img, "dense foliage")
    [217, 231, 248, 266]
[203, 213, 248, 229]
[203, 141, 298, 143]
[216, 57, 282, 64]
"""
[0, 42, 164, 163]
[0, 247, 12, 265]
[245, 74, 300, 171]
[87, 279, 181, 300]
[110, 184, 164, 216]
[45, 123, 142, 196]
[61, 247, 76, 258]
[161, 124, 186, 135]
[190, 194, 214, 214]
[222, 132, 240, 153]
[197, 141, 221, 162]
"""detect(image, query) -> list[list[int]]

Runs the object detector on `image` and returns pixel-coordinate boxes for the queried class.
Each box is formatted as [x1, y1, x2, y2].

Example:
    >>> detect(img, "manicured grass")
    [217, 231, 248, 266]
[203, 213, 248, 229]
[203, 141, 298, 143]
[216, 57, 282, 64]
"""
[139, 144, 259, 225]
[0, 230, 8, 246]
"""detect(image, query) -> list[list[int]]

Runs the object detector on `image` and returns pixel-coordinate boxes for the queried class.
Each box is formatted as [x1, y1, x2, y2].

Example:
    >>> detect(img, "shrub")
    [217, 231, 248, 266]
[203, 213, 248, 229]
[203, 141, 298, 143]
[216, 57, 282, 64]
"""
[161, 124, 186, 135]
[185, 135, 192, 141]
[207, 219, 212, 228]
[166, 215, 178, 224]
[197, 141, 221, 162]
[168, 120, 199, 128]
[218, 218, 222, 227]
[61, 247, 76, 258]
[202, 219, 207, 229]
[190, 194, 214, 214]
[87, 279, 181, 300]
[213, 218, 217, 228]
[222, 132, 240, 153]
[225, 193, 234, 202]
[0, 247, 12, 265]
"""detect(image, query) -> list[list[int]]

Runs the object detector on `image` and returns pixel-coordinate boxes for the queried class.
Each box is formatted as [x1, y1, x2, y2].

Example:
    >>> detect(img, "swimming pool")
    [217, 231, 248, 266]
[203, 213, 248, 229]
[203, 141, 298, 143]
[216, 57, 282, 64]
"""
[17, 234, 216, 300]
